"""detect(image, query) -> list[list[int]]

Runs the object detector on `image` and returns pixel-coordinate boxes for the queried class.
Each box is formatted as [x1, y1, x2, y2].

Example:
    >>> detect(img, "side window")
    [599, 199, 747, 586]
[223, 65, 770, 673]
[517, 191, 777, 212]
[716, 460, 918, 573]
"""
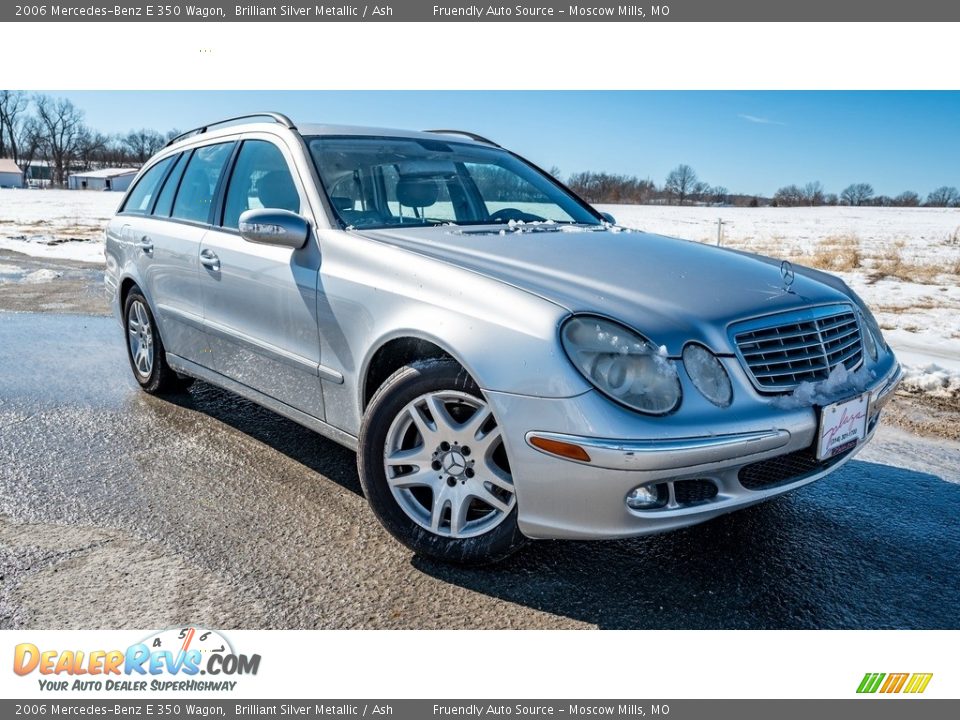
[222, 140, 301, 229]
[152, 152, 188, 218]
[121, 157, 173, 215]
[171, 142, 234, 224]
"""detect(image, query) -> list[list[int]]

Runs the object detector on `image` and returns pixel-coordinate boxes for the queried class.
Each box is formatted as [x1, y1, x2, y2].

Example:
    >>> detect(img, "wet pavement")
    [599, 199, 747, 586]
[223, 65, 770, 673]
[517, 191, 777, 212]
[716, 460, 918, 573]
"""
[1, 311, 959, 629]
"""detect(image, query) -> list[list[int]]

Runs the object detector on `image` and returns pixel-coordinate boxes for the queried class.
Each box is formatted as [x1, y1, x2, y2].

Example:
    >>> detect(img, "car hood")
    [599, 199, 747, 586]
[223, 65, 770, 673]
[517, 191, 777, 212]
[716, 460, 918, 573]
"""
[356, 225, 854, 355]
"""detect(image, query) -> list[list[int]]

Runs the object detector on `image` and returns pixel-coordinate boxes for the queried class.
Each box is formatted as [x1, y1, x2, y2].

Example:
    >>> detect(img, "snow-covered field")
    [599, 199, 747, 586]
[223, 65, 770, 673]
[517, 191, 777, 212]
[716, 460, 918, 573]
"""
[0, 188, 119, 263]
[1, 189, 957, 401]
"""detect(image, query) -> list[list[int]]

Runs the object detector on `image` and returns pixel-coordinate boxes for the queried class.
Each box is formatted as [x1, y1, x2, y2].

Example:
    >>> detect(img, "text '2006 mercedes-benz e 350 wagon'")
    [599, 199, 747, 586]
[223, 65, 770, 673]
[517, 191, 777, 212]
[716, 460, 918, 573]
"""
[105, 112, 902, 564]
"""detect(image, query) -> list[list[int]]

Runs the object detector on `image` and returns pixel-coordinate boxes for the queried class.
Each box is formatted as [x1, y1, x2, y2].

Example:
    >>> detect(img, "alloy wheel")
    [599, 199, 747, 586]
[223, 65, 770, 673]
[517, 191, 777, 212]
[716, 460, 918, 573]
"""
[127, 299, 154, 378]
[383, 390, 515, 539]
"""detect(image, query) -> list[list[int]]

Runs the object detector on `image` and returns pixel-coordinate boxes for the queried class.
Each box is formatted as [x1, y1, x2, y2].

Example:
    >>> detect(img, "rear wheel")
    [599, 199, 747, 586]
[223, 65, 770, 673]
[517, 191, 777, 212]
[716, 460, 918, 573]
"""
[358, 359, 527, 564]
[123, 288, 193, 394]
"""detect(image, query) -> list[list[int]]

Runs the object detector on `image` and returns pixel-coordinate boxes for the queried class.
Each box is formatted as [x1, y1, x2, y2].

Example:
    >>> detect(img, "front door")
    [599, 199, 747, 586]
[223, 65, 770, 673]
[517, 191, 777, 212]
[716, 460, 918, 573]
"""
[198, 137, 324, 419]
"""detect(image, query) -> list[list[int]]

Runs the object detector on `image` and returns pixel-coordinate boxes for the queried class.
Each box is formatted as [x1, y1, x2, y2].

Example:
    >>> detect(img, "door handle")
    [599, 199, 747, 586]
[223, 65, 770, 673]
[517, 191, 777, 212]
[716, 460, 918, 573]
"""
[138, 236, 153, 254]
[199, 249, 220, 271]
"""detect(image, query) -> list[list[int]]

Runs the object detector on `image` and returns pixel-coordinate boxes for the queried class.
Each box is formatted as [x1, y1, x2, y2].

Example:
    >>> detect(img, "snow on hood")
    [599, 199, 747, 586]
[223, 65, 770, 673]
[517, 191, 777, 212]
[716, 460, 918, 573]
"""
[356, 224, 854, 355]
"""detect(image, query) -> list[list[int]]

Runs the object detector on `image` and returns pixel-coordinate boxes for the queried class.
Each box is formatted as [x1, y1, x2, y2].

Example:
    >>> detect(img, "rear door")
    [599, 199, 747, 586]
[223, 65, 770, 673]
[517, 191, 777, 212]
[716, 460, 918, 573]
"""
[144, 142, 235, 365]
[119, 154, 207, 363]
[198, 135, 324, 419]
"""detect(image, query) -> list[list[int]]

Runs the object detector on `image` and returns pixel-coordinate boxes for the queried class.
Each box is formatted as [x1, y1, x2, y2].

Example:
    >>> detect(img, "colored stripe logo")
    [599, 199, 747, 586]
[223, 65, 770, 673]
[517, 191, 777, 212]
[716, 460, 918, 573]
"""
[857, 672, 933, 694]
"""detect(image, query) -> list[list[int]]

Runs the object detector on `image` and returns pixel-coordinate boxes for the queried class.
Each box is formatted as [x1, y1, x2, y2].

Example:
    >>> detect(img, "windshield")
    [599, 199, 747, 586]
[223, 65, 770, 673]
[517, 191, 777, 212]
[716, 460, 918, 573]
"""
[307, 135, 602, 230]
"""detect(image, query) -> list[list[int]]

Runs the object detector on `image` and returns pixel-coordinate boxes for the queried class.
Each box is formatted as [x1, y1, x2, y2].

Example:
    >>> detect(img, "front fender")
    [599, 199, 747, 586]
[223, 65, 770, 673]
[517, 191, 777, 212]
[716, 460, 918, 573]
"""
[315, 230, 591, 436]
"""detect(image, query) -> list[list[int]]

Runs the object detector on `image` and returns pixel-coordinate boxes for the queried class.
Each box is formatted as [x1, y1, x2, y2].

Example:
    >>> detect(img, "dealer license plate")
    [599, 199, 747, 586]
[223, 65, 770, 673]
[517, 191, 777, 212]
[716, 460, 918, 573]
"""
[816, 392, 869, 460]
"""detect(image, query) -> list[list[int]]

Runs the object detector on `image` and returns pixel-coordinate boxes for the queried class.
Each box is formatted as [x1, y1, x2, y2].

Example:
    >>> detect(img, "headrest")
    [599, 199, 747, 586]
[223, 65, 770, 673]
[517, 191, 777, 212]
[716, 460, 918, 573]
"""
[396, 177, 439, 208]
[257, 171, 299, 212]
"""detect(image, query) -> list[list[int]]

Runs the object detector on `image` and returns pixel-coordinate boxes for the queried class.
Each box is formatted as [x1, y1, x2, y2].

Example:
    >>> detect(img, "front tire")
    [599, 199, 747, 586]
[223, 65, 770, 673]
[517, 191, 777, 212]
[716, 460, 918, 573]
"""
[123, 288, 193, 394]
[358, 359, 528, 565]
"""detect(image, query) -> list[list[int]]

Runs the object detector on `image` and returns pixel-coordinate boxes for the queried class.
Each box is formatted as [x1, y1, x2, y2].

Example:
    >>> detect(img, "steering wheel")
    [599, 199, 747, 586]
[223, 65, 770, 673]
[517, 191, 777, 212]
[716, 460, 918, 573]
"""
[487, 207, 547, 224]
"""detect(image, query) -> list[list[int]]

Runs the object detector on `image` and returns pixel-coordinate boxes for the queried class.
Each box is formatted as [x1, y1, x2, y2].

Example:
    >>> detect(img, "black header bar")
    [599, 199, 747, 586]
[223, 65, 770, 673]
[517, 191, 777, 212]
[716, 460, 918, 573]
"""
[6, 1, 960, 22]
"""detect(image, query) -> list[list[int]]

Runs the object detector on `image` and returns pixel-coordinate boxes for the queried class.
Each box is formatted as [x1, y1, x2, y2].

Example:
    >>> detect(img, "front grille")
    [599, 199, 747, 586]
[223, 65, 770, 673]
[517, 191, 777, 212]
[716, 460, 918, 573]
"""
[673, 479, 718, 505]
[734, 306, 863, 391]
[738, 445, 850, 490]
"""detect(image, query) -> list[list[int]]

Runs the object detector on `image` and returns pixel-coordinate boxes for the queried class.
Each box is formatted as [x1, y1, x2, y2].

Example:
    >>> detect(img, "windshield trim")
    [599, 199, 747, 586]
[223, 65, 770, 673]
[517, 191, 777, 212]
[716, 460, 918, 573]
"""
[304, 134, 605, 231]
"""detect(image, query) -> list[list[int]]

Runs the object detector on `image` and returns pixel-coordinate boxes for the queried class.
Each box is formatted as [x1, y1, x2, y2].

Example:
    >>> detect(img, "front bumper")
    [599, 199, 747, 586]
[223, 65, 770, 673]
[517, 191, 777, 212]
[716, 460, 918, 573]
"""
[485, 358, 901, 540]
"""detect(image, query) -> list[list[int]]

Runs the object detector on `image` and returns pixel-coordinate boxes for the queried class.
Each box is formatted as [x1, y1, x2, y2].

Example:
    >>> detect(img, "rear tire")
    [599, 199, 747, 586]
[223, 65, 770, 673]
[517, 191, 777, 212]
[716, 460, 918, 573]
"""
[358, 359, 528, 565]
[123, 288, 193, 395]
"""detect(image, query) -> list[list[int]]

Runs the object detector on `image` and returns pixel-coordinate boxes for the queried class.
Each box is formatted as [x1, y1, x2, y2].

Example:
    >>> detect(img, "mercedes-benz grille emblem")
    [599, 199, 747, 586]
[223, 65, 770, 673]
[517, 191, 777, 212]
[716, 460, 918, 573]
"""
[780, 260, 796, 290]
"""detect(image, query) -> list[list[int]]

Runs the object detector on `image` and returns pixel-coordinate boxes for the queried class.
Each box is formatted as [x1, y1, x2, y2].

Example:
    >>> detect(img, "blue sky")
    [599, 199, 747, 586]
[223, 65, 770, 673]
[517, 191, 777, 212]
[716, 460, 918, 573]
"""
[50, 91, 960, 197]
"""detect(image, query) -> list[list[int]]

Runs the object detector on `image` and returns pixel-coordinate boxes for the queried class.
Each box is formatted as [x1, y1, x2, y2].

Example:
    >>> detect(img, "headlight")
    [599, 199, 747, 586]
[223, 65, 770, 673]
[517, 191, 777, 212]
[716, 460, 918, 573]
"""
[560, 316, 681, 415]
[858, 308, 885, 360]
[682, 344, 733, 407]
[861, 316, 878, 362]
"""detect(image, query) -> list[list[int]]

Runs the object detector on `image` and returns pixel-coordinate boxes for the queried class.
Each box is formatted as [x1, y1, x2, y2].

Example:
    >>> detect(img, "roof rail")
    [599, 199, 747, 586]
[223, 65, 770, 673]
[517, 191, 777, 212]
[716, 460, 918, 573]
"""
[166, 112, 297, 147]
[424, 129, 501, 147]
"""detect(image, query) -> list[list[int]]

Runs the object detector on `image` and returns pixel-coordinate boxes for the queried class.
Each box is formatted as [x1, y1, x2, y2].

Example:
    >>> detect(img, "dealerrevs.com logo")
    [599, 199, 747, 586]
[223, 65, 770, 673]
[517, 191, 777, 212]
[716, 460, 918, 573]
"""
[857, 673, 933, 694]
[13, 627, 260, 693]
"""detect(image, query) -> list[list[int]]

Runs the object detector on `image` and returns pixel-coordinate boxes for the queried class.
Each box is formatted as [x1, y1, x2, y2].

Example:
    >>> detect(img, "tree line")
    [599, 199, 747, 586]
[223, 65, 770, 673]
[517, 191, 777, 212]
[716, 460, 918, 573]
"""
[566, 165, 959, 209]
[0, 91, 178, 186]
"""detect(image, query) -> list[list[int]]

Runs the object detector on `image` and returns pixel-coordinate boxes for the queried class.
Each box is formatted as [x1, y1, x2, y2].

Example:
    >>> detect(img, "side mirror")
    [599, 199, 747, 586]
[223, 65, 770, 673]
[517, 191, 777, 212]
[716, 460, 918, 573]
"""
[599, 212, 617, 225]
[238, 209, 309, 249]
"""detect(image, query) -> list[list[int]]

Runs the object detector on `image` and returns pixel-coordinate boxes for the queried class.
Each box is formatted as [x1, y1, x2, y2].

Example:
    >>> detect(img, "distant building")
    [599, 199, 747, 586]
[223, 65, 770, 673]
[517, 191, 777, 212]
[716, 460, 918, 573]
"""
[0, 158, 23, 188]
[25, 161, 53, 187]
[68, 167, 139, 191]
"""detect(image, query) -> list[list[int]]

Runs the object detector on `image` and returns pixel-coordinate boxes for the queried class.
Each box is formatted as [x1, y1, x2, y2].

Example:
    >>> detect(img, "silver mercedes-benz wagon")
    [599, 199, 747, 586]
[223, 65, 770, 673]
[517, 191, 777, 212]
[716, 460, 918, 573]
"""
[105, 112, 901, 563]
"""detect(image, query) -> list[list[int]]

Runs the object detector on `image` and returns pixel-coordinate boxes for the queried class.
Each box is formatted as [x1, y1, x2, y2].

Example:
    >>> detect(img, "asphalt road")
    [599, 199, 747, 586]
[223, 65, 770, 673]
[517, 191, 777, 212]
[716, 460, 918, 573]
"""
[1, 311, 958, 630]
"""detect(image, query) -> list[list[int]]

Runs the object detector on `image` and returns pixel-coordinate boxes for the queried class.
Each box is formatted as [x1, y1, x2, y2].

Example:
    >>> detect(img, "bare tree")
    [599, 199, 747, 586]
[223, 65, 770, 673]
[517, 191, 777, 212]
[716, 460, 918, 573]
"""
[76, 129, 110, 169]
[15, 117, 43, 184]
[925, 186, 959, 208]
[840, 183, 874, 206]
[567, 171, 655, 204]
[802, 181, 825, 206]
[773, 184, 804, 207]
[710, 186, 728, 205]
[33, 94, 87, 186]
[664, 164, 698, 205]
[0, 90, 29, 164]
[824, 193, 839, 206]
[894, 191, 921, 207]
[123, 128, 165, 165]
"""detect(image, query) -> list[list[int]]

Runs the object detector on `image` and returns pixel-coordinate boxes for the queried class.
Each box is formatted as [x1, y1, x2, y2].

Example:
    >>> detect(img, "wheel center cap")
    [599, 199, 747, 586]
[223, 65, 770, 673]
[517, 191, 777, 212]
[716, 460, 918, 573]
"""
[442, 451, 467, 476]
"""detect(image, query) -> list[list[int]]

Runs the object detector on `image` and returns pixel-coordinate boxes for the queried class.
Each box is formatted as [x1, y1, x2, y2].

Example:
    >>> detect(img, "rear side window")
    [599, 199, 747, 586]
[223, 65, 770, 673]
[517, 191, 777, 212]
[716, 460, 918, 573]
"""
[222, 140, 301, 229]
[121, 157, 173, 214]
[171, 142, 234, 224]
[152, 152, 188, 218]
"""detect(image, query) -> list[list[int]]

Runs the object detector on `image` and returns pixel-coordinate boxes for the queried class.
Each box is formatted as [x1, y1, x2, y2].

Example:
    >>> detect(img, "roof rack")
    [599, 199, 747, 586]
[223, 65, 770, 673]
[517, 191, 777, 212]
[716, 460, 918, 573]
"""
[165, 112, 296, 147]
[424, 129, 501, 147]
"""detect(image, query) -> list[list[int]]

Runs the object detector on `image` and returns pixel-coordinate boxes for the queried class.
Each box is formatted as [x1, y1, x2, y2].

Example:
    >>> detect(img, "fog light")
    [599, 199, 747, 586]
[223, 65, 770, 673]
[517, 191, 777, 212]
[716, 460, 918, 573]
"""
[626, 484, 666, 510]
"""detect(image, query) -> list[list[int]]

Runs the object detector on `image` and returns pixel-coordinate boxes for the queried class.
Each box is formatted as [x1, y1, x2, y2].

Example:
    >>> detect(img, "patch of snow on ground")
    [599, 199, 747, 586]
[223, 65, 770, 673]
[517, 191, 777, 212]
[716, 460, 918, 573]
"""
[0, 263, 62, 285]
[23, 268, 63, 284]
[900, 363, 960, 400]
